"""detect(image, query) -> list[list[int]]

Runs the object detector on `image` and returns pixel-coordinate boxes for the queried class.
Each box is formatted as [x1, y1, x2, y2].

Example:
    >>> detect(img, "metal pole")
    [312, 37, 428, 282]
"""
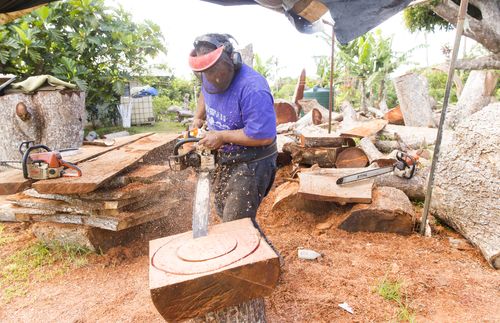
[420, 0, 469, 235]
[323, 19, 335, 134]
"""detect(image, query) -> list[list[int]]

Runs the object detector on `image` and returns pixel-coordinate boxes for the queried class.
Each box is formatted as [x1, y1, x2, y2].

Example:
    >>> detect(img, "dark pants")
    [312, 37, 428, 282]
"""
[213, 154, 277, 233]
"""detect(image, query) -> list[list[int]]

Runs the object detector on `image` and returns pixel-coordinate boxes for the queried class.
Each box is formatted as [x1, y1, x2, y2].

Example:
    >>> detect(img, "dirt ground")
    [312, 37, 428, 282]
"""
[1, 168, 499, 322]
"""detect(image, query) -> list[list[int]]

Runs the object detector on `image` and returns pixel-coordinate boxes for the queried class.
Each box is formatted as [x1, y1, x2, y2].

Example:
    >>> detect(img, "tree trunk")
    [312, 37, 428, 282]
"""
[432, 103, 500, 269]
[360, 79, 368, 113]
[192, 298, 267, 323]
[0, 91, 86, 161]
[432, 0, 500, 55]
[393, 73, 436, 127]
[445, 70, 498, 129]
[359, 137, 384, 164]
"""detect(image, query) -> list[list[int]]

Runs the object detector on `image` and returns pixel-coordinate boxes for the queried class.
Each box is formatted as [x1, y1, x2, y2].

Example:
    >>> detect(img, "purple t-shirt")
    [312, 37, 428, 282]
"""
[202, 64, 276, 151]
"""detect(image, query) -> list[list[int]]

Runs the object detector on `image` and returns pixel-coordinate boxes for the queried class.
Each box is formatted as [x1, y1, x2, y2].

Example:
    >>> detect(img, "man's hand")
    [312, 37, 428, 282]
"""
[199, 131, 224, 150]
[190, 118, 205, 130]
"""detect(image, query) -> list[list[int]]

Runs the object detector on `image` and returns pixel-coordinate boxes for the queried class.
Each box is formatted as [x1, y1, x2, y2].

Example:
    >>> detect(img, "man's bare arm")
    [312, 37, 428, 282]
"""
[199, 128, 273, 150]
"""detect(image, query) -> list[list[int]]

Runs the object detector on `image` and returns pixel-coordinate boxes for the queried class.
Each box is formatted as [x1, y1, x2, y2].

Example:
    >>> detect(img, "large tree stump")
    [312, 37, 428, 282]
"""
[393, 73, 436, 128]
[0, 91, 86, 160]
[432, 103, 500, 269]
[339, 186, 415, 235]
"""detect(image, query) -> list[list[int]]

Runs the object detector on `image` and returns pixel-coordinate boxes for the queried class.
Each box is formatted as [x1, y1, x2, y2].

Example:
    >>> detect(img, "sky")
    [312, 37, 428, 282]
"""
[108, 0, 462, 80]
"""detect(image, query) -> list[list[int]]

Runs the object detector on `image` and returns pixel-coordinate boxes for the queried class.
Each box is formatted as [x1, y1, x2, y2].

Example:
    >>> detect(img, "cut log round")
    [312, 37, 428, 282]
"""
[274, 100, 298, 125]
[393, 73, 436, 128]
[335, 147, 369, 168]
[383, 105, 404, 125]
[339, 186, 415, 235]
[432, 103, 500, 269]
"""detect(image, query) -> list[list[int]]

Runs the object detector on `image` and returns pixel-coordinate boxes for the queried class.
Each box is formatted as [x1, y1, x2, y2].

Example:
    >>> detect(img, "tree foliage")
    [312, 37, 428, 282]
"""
[336, 30, 409, 109]
[403, 3, 452, 33]
[0, 0, 166, 119]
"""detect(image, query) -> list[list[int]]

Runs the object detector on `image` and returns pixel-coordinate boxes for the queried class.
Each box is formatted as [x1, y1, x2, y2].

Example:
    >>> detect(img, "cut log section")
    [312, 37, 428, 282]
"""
[298, 168, 374, 204]
[283, 142, 345, 167]
[149, 218, 280, 322]
[339, 186, 415, 235]
[393, 72, 436, 127]
[335, 147, 369, 168]
[32, 133, 178, 194]
[274, 100, 298, 125]
[299, 134, 355, 148]
[375, 167, 429, 201]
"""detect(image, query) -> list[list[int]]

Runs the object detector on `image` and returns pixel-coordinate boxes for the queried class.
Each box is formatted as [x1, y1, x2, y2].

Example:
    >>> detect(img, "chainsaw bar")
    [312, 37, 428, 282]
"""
[336, 166, 393, 185]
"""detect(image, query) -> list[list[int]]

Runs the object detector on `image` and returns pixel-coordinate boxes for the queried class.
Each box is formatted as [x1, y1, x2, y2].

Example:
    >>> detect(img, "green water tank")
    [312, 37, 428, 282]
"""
[303, 86, 330, 109]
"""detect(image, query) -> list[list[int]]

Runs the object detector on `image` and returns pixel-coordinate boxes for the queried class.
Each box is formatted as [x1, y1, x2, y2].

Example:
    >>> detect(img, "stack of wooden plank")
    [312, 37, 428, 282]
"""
[0, 133, 196, 249]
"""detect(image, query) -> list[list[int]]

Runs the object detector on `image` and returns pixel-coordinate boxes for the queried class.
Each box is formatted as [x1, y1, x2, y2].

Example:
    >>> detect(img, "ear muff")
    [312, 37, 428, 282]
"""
[231, 51, 242, 71]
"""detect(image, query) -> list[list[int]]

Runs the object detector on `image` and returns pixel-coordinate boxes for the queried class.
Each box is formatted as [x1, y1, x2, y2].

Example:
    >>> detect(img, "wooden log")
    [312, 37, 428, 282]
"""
[374, 167, 428, 201]
[367, 107, 385, 118]
[149, 218, 280, 322]
[393, 73, 436, 127]
[383, 105, 404, 125]
[339, 186, 415, 235]
[432, 103, 500, 269]
[380, 124, 453, 149]
[340, 119, 388, 138]
[340, 101, 357, 129]
[299, 134, 355, 148]
[282, 142, 345, 167]
[32, 133, 178, 194]
[298, 168, 374, 204]
[359, 137, 384, 164]
[298, 99, 342, 122]
[445, 70, 498, 129]
[293, 69, 306, 108]
[335, 147, 369, 168]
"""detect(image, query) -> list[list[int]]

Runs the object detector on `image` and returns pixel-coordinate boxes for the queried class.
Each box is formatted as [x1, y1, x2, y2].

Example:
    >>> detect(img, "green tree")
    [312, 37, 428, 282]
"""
[0, 0, 166, 123]
[253, 53, 279, 82]
[403, 3, 452, 33]
[336, 30, 409, 111]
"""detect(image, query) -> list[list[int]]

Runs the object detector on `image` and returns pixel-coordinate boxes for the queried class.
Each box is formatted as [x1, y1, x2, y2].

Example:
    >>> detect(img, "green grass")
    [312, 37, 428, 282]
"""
[0, 241, 92, 302]
[87, 121, 185, 138]
[375, 275, 416, 323]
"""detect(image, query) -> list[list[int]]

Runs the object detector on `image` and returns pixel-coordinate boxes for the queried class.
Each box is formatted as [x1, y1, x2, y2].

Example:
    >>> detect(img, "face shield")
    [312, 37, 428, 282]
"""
[189, 46, 234, 94]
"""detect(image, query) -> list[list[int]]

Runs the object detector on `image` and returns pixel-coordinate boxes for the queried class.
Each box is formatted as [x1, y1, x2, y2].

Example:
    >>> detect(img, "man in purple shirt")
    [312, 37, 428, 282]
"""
[188, 33, 277, 233]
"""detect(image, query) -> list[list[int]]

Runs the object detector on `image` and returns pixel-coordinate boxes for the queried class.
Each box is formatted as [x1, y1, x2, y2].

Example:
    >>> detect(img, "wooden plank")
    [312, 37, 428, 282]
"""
[32, 133, 178, 194]
[299, 134, 355, 148]
[149, 218, 280, 321]
[298, 168, 374, 203]
[340, 119, 388, 138]
[125, 164, 169, 183]
[0, 133, 153, 195]
[77, 180, 171, 201]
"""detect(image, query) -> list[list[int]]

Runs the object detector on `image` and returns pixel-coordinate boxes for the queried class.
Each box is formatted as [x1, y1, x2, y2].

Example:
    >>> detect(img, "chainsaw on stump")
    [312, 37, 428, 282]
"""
[168, 128, 216, 238]
[336, 151, 416, 185]
[0, 141, 82, 180]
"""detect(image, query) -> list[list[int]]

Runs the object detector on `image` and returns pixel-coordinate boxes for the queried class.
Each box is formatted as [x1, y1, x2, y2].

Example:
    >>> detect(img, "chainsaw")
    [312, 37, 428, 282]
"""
[336, 151, 416, 185]
[0, 141, 82, 180]
[169, 128, 216, 238]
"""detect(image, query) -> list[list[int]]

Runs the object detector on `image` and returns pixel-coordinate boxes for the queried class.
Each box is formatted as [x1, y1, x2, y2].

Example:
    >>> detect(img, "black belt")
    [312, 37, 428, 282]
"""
[217, 140, 277, 165]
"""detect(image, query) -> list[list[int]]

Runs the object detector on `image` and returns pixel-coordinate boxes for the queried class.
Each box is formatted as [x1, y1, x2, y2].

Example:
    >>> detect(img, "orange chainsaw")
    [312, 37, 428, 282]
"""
[18, 141, 82, 180]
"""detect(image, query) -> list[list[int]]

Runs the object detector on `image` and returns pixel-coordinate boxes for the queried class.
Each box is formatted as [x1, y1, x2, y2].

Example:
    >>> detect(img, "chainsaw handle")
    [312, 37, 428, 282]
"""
[60, 161, 82, 177]
[21, 143, 52, 179]
[173, 137, 201, 156]
[395, 151, 416, 179]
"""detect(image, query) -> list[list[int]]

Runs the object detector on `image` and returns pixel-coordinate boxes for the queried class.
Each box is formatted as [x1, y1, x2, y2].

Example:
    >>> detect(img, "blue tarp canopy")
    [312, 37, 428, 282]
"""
[200, 0, 413, 44]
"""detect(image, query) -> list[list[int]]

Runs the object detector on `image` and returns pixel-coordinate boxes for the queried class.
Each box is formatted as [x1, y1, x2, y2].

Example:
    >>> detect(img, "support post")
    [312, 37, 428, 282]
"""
[420, 0, 469, 235]
[323, 19, 335, 134]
